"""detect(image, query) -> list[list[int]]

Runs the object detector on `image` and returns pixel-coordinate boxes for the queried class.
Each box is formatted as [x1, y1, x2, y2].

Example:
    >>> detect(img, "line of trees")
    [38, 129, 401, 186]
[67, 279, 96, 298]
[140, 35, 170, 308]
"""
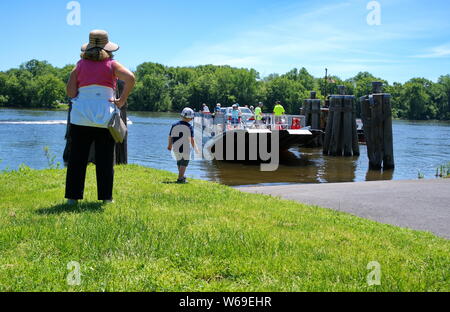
[1, 59, 450, 120]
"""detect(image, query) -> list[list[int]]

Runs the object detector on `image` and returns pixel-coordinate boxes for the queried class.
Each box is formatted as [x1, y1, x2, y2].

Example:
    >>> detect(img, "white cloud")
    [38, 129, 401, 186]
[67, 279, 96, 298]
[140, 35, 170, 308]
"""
[169, 0, 440, 80]
[412, 44, 450, 58]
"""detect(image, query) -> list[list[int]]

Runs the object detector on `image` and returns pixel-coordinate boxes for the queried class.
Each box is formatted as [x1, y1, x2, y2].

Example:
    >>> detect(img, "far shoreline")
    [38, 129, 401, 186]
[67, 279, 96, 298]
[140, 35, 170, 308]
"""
[2, 106, 450, 123]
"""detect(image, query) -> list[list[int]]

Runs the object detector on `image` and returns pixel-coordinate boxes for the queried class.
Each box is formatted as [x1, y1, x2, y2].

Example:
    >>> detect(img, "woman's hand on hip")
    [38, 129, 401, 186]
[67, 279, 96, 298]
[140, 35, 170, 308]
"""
[109, 98, 126, 108]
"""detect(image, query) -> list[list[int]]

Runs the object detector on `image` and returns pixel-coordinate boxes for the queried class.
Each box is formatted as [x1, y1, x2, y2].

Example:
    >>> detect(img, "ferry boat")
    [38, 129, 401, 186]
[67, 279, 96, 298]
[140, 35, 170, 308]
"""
[196, 110, 323, 161]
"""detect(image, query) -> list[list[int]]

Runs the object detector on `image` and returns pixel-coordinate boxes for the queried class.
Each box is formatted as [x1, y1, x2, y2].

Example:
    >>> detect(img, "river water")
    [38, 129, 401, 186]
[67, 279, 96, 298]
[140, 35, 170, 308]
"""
[0, 108, 449, 186]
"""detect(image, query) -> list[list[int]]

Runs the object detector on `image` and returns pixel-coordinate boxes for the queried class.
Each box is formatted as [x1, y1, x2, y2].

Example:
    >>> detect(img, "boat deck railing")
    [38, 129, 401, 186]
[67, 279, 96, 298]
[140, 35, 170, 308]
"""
[260, 114, 306, 130]
[194, 112, 307, 135]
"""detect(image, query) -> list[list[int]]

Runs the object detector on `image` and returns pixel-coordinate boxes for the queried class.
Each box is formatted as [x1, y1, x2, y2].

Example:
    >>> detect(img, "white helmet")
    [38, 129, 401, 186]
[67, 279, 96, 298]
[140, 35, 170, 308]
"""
[181, 107, 195, 118]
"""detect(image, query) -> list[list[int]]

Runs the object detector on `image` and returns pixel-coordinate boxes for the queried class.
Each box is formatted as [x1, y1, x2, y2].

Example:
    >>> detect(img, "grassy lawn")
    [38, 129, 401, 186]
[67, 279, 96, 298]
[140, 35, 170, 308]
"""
[0, 165, 448, 292]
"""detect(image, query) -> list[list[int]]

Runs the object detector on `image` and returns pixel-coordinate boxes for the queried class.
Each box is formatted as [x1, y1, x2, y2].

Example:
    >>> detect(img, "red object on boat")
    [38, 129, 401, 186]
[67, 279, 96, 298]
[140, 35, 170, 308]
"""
[291, 118, 302, 129]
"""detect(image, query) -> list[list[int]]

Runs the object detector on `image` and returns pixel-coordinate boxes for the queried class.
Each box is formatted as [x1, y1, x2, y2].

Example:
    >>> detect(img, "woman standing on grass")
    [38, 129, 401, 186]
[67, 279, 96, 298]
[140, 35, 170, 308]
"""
[65, 30, 135, 205]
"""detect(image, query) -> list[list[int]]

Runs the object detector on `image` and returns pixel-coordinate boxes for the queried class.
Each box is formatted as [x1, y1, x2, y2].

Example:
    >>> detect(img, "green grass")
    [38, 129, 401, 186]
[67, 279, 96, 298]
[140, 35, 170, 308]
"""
[0, 165, 448, 292]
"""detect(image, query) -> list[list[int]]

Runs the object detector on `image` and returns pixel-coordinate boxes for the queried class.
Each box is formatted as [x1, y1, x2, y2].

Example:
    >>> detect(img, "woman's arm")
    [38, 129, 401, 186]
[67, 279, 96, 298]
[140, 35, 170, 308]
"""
[66, 68, 78, 98]
[111, 61, 136, 108]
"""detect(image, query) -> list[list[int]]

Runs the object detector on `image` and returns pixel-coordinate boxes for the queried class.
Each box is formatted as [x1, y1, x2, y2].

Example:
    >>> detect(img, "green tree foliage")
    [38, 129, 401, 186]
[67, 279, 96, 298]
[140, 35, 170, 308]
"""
[32, 74, 66, 108]
[435, 75, 450, 120]
[1, 59, 450, 120]
[58, 65, 76, 84]
[398, 78, 439, 120]
[386, 82, 404, 118]
[401, 82, 430, 120]
[346, 72, 387, 98]
[130, 73, 172, 112]
[20, 59, 57, 77]
[265, 76, 306, 114]
[0, 60, 68, 108]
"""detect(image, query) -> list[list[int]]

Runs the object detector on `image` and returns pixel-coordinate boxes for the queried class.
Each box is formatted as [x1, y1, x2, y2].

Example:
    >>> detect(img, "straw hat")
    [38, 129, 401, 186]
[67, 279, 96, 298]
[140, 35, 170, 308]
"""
[81, 30, 119, 52]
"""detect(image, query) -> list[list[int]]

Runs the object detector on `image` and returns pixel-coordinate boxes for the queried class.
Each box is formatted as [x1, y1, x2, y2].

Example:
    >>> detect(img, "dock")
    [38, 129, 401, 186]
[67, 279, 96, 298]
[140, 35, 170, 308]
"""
[238, 179, 450, 239]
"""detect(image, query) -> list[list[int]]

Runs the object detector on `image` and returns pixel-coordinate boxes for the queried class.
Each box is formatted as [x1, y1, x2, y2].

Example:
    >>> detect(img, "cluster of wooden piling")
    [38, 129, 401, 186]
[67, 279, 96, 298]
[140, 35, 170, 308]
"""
[303, 91, 323, 146]
[322, 86, 360, 157]
[360, 82, 394, 170]
[303, 91, 321, 130]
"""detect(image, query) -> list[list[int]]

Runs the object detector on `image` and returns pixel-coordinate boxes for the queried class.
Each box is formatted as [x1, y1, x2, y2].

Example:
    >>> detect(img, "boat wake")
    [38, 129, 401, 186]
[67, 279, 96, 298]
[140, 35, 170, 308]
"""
[0, 120, 68, 125]
[0, 118, 133, 125]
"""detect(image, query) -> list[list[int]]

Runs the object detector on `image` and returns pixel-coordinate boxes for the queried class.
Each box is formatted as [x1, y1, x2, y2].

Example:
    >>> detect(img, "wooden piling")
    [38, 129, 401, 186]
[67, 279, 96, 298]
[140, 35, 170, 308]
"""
[342, 96, 353, 156]
[382, 94, 394, 169]
[372, 81, 382, 94]
[351, 98, 360, 156]
[323, 86, 359, 157]
[360, 82, 395, 169]
[323, 100, 334, 155]
[311, 99, 321, 130]
[304, 91, 321, 129]
[303, 98, 311, 126]
[360, 95, 374, 163]
[329, 95, 344, 156]
[303, 91, 322, 147]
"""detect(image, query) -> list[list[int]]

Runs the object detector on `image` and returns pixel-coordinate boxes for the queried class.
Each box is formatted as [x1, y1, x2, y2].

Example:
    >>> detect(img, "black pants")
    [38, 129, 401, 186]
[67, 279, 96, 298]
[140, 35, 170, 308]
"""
[65, 124, 115, 201]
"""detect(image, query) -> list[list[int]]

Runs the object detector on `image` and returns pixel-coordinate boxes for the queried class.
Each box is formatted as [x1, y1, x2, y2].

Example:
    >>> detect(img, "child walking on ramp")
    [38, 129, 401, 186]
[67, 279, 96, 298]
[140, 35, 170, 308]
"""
[167, 108, 197, 184]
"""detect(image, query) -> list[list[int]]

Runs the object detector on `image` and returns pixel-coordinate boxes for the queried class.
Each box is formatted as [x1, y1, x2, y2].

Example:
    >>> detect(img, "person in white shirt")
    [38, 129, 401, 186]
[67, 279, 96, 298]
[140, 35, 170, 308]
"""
[202, 103, 210, 114]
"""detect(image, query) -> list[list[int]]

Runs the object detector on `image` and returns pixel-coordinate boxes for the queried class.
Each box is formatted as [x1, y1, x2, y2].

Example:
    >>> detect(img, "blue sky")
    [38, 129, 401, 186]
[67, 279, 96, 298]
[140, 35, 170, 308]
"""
[0, 0, 449, 83]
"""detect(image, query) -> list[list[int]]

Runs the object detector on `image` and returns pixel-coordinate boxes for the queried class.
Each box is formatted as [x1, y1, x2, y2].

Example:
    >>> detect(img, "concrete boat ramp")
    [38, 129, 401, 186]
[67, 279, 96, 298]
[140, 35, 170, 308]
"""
[238, 179, 450, 239]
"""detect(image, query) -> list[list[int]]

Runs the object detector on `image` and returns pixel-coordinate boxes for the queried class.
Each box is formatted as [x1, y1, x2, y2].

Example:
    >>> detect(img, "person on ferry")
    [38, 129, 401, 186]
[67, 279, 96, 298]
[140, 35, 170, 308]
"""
[230, 104, 242, 129]
[273, 100, 286, 125]
[201, 103, 210, 114]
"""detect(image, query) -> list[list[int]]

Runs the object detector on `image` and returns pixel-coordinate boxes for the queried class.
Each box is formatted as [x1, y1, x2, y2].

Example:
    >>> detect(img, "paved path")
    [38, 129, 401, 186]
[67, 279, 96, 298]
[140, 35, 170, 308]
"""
[238, 179, 450, 239]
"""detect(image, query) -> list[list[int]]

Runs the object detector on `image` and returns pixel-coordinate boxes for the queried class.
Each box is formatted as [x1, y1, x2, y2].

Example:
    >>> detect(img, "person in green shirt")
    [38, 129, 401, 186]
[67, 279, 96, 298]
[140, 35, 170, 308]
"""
[255, 102, 263, 122]
[273, 101, 286, 126]
[273, 101, 285, 116]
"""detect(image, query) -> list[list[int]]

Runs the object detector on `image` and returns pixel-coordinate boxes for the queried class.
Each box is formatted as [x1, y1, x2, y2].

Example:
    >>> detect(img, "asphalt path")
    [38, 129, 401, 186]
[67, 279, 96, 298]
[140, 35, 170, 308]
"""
[238, 179, 450, 239]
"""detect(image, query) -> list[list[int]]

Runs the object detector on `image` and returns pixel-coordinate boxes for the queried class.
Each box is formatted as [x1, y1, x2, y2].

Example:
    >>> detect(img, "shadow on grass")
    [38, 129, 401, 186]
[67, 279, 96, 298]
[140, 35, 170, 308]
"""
[36, 202, 105, 215]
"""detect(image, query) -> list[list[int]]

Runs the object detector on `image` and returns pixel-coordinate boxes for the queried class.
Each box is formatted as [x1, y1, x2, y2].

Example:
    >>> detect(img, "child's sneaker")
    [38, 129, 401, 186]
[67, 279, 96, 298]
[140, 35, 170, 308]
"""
[176, 177, 187, 184]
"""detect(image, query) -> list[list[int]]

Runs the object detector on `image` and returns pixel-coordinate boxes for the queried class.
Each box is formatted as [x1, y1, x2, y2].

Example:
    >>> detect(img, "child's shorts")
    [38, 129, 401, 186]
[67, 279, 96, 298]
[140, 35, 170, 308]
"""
[174, 152, 190, 167]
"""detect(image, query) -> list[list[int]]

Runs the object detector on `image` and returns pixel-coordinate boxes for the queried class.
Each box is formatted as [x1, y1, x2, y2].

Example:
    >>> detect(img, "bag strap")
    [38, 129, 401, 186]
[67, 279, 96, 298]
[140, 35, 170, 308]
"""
[112, 87, 120, 114]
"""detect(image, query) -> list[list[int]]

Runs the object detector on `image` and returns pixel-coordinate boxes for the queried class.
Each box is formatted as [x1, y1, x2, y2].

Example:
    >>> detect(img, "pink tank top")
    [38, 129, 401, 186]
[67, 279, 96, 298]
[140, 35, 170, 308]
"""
[76, 58, 117, 90]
